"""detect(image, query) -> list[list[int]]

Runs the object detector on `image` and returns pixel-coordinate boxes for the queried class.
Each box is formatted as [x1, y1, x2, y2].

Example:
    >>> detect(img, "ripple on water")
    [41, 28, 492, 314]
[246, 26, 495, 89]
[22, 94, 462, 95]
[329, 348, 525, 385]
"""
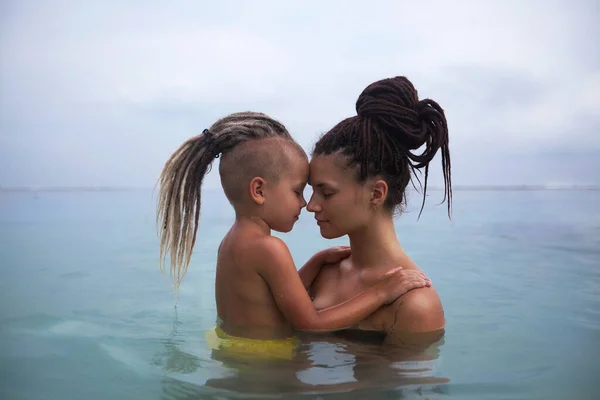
[148, 327, 451, 398]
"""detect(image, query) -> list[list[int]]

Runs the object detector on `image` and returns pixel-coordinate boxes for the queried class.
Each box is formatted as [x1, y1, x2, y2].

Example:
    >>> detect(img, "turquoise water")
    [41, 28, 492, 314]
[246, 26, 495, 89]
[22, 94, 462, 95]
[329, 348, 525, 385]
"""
[0, 189, 598, 399]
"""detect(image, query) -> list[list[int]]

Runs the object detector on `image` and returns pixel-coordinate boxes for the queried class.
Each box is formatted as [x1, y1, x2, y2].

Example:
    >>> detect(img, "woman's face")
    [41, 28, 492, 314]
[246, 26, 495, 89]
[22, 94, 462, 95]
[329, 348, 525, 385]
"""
[307, 154, 373, 239]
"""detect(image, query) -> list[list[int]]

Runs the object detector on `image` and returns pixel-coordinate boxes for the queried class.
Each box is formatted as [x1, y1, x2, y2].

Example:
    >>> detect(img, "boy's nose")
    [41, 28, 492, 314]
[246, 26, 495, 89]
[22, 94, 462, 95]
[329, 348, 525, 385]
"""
[300, 195, 307, 208]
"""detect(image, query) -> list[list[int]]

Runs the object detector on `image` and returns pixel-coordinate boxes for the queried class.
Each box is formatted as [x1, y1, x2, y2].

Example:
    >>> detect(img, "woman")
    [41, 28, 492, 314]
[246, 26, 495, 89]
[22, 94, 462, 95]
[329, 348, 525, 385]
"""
[306, 76, 452, 344]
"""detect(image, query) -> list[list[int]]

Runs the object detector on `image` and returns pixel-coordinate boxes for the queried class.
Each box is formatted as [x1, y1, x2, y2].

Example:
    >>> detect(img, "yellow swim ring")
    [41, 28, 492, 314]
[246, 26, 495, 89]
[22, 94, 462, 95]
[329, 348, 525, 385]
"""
[205, 326, 298, 361]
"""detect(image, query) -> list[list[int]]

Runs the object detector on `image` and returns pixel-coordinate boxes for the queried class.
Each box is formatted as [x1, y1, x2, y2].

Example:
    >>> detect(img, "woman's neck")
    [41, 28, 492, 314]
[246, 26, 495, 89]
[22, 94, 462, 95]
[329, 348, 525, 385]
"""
[348, 213, 405, 270]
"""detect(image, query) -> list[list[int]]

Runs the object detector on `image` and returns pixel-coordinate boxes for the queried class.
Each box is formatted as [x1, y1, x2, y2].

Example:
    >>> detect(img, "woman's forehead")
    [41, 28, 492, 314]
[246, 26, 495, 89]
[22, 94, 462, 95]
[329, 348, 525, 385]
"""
[309, 154, 354, 185]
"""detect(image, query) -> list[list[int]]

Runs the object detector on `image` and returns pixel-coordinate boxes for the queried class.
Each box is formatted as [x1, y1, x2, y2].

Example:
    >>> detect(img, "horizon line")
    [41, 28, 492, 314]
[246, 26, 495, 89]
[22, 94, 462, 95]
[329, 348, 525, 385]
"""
[1, 184, 600, 193]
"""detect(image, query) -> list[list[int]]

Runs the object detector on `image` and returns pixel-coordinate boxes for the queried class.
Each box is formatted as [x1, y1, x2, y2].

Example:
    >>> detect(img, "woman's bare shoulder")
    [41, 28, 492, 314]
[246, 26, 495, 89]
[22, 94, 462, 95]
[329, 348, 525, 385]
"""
[390, 286, 445, 332]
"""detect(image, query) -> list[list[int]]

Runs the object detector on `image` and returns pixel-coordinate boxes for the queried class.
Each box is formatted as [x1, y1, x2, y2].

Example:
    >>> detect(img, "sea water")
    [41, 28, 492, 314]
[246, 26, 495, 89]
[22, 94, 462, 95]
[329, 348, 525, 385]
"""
[0, 188, 598, 399]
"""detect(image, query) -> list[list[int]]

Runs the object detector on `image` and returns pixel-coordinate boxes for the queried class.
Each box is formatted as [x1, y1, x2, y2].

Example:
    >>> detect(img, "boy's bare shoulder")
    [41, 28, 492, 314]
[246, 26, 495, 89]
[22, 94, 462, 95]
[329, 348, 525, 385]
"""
[235, 235, 292, 264]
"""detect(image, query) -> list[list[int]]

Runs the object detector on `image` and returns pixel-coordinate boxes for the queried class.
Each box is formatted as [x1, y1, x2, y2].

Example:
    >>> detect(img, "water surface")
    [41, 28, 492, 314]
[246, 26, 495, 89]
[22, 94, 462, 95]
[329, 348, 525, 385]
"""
[0, 189, 598, 399]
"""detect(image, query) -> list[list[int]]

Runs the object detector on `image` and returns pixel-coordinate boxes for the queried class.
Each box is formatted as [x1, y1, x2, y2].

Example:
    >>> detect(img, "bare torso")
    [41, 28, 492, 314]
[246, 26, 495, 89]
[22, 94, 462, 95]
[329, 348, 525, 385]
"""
[215, 227, 292, 339]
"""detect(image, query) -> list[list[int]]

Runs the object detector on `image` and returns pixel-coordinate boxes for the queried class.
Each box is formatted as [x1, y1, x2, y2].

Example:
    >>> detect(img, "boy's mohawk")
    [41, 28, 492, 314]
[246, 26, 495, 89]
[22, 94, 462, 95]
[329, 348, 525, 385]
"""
[156, 112, 301, 293]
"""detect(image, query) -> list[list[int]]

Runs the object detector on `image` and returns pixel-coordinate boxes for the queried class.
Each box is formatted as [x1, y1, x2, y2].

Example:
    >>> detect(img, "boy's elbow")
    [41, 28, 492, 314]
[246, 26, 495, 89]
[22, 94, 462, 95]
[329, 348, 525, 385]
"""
[291, 316, 346, 333]
[290, 315, 318, 331]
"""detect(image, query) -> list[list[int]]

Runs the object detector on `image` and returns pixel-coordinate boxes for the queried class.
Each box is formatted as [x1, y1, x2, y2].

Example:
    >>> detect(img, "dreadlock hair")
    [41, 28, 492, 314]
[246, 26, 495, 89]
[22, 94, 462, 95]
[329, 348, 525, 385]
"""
[156, 111, 305, 292]
[313, 76, 452, 218]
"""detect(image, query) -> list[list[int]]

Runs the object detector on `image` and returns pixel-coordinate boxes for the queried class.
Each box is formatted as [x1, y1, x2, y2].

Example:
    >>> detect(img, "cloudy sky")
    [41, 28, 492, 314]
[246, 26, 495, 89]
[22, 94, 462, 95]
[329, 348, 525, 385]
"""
[1, 0, 598, 188]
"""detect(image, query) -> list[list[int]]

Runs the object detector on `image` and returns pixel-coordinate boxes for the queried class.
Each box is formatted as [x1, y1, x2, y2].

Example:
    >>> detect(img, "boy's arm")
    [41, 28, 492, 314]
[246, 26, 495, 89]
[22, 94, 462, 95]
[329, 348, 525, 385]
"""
[297, 253, 324, 290]
[298, 246, 350, 290]
[256, 237, 428, 332]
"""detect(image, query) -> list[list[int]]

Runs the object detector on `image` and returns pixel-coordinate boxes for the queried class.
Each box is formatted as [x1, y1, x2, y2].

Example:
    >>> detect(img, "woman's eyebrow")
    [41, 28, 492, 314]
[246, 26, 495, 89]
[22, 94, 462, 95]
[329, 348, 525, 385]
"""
[308, 176, 333, 188]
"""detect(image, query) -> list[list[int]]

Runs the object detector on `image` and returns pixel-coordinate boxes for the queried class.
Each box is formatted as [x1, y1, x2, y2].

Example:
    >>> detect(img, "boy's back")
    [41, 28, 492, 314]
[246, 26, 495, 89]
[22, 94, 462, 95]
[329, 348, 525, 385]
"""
[215, 222, 291, 339]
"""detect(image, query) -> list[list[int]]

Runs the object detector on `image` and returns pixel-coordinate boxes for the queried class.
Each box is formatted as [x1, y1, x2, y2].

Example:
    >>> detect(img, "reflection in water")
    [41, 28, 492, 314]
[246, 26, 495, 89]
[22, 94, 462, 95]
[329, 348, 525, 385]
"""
[151, 312, 202, 375]
[153, 313, 449, 398]
[295, 329, 449, 395]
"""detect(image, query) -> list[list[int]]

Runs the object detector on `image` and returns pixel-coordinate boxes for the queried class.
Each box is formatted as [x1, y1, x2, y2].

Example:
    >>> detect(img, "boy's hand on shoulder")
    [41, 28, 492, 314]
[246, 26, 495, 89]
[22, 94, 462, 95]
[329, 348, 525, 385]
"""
[379, 268, 431, 305]
[318, 246, 351, 265]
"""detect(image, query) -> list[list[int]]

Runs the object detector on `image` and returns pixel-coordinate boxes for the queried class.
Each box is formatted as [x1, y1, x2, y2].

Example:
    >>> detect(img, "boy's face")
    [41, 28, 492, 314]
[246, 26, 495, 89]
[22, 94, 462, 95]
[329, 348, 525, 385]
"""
[264, 155, 309, 233]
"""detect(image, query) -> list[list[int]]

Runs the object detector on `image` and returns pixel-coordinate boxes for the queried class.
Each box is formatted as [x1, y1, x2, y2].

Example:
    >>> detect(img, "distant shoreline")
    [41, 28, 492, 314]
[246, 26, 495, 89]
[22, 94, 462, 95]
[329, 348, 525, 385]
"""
[0, 187, 151, 193]
[1, 185, 599, 193]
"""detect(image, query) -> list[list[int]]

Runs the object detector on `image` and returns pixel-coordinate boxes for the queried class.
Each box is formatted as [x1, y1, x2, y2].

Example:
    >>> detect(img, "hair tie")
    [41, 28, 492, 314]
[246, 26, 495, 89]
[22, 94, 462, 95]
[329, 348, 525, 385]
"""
[202, 129, 220, 158]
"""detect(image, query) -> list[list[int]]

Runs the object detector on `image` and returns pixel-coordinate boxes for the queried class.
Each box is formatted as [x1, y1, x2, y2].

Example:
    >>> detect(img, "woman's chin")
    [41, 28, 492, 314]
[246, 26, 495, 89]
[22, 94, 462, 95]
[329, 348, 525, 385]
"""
[319, 226, 343, 240]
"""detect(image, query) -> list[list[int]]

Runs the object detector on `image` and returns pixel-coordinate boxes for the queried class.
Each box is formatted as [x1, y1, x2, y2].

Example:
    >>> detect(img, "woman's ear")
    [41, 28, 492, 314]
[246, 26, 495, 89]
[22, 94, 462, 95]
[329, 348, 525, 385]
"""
[249, 176, 266, 205]
[370, 178, 388, 208]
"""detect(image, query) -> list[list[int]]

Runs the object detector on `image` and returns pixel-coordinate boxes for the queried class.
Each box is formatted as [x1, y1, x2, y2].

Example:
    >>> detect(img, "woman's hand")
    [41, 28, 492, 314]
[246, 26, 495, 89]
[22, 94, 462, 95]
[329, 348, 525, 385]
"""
[318, 245, 351, 265]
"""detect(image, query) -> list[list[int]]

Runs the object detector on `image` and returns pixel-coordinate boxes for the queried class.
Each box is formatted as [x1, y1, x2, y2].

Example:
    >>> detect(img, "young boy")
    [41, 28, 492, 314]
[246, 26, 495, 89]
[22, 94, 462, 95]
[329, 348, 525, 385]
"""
[156, 112, 430, 355]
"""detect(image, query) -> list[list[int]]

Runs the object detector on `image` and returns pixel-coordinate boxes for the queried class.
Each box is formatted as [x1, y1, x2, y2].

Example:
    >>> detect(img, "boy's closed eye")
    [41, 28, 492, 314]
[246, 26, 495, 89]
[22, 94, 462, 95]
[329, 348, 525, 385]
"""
[294, 184, 307, 196]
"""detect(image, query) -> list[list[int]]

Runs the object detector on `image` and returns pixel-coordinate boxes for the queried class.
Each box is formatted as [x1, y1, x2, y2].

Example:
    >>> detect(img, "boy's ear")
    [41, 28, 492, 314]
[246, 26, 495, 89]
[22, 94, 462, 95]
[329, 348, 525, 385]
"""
[249, 177, 266, 205]
[370, 178, 388, 208]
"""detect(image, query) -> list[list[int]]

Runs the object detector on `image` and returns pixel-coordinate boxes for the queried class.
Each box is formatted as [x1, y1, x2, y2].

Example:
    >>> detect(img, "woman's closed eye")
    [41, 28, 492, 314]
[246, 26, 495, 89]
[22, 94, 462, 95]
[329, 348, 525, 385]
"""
[319, 188, 336, 199]
[311, 183, 336, 199]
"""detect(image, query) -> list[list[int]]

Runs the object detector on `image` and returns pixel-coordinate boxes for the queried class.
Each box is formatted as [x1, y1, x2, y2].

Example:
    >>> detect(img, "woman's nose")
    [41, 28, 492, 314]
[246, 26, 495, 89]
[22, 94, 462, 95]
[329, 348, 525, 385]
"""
[307, 193, 320, 213]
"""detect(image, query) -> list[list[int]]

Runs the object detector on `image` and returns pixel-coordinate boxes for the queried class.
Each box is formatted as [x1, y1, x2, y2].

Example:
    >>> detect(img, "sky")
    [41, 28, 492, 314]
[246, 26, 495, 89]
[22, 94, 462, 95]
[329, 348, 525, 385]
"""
[1, 0, 599, 188]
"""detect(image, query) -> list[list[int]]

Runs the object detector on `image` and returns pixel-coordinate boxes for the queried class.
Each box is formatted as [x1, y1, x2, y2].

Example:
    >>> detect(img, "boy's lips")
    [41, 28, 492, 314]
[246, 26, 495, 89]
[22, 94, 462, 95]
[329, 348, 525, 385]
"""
[316, 219, 328, 226]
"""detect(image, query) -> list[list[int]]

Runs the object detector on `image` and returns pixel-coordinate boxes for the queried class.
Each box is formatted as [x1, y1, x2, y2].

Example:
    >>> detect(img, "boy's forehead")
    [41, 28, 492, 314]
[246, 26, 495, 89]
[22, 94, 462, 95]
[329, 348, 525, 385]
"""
[286, 154, 309, 179]
[290, 153, 309, 168]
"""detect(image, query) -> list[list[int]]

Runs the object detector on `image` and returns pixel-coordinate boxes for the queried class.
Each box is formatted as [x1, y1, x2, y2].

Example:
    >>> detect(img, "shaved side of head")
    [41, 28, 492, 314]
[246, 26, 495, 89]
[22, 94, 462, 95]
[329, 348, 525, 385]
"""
[219, 137, 307, 204]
